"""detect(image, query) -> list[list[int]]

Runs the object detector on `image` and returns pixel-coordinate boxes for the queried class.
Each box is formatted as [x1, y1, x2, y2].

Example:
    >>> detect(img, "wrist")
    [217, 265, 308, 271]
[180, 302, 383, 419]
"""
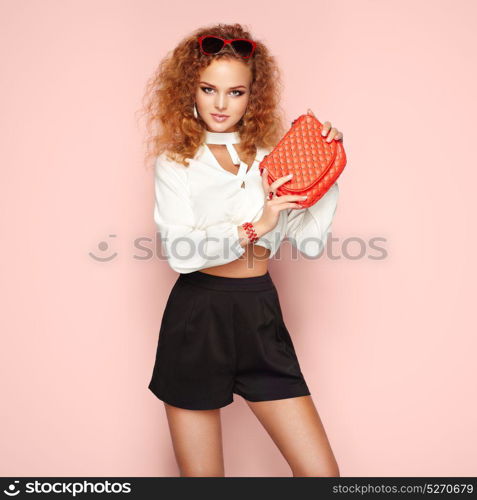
[237, 221, 269, 247]
[251, 220, 268, 239]
[238, 221, 266, 246]
[241, 221, 259, 244]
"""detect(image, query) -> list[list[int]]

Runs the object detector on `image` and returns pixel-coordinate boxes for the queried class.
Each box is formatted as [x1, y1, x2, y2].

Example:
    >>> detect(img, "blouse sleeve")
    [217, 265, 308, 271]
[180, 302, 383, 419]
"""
[153, 155, 246, 274]
[285, 181, 340, 258]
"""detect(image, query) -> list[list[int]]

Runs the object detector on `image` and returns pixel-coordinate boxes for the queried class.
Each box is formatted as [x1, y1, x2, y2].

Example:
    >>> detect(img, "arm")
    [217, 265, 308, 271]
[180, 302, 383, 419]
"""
[285, 181, 340, 258]
[154, 155, 252, 273]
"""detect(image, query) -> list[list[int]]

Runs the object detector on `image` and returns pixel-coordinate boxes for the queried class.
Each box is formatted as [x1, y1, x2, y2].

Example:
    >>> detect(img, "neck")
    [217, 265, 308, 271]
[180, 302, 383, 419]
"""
[204, 130, 241, 145]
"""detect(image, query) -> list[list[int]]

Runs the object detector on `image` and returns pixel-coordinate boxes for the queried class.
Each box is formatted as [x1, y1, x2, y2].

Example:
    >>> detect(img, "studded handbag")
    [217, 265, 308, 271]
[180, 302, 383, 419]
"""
[258, 110, 347, 208]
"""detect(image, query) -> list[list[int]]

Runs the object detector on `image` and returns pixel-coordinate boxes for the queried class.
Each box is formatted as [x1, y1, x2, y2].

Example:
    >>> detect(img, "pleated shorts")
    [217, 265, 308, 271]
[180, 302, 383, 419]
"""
[148, 270, 311, 410]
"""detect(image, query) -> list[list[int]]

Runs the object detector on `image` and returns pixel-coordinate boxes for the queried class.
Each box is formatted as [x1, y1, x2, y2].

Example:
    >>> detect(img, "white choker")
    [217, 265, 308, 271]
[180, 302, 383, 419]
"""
[204, 130, 241, 144]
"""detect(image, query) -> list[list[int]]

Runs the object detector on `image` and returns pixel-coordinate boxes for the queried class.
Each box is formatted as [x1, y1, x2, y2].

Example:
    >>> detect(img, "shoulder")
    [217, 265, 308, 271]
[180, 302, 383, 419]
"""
[154, 152, 189, 183]
[256, 145, 274, 162]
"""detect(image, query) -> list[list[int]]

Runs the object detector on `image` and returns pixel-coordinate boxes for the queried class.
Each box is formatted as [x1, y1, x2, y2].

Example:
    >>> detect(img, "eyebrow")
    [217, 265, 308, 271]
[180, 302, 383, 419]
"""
[199, 81, 247, 90]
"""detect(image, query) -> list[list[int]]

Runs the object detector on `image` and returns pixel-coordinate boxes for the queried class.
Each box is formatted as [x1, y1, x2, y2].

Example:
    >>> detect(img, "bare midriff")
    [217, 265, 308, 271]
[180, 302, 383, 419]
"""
[198, 244, 271, 278]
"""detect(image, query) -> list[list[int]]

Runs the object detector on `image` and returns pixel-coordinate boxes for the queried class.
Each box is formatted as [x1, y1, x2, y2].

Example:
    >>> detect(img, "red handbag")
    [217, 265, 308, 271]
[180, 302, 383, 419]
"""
[258, 110, 347, 208]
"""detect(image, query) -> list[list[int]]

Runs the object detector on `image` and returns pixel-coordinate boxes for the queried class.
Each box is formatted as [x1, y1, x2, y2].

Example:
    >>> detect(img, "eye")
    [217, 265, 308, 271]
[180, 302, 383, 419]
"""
[200, 87, 245, 97]
[200, 86, 214, 94]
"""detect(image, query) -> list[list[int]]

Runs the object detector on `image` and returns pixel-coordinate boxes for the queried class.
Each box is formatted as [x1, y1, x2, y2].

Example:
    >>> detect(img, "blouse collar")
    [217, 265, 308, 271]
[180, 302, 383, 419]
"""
[204, 130, 241, 145]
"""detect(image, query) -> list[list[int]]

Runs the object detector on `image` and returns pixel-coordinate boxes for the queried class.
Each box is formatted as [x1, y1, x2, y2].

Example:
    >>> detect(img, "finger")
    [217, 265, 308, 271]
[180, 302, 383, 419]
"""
[326, 128, 338, 143]
[321, 121, 331, 137]
[277, 202, 304, 211]
[307, 108, 315, 117]
[270, 194, 308, 203]
[335, 131, 344, 141]
[270, 172, 293, 191]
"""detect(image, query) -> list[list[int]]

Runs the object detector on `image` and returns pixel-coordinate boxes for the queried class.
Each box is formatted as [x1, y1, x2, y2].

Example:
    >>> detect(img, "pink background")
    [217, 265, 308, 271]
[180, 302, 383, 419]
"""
[1, 0, 476, 477]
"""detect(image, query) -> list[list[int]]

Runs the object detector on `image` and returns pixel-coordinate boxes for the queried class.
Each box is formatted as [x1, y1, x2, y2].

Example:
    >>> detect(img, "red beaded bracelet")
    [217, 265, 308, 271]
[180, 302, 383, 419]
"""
[241, 222, 258, 244]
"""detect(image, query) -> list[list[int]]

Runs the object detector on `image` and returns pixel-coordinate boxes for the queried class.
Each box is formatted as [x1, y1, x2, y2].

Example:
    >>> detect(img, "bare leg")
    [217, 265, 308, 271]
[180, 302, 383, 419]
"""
[245, 395, 340, 477]
[164, 402, 225, 477]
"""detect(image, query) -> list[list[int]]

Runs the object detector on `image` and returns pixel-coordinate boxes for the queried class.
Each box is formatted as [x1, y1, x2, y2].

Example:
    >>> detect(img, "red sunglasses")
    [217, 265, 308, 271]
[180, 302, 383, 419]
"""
[197, 35, 257, 59]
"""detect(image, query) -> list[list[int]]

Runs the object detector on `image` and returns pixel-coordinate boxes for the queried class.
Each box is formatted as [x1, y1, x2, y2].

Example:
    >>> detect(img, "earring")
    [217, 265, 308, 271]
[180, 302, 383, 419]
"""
[193, 103, 198, 119]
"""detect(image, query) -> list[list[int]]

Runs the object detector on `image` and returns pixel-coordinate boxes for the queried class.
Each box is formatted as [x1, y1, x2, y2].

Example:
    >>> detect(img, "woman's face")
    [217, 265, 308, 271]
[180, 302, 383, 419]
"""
[195, 58, 252, 133]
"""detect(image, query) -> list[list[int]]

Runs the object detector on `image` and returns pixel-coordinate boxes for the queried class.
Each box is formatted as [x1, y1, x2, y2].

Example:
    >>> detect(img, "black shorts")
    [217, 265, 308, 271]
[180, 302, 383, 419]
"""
[148, 270, 311, 410]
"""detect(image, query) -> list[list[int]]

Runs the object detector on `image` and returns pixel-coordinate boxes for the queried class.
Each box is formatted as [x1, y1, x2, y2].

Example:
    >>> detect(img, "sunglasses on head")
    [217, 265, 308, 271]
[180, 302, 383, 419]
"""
[197, 35, 256, 59]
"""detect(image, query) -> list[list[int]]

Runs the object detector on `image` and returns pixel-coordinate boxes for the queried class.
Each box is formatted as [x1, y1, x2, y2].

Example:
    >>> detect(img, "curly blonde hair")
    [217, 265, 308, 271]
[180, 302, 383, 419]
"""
[138, 23, 287, 168]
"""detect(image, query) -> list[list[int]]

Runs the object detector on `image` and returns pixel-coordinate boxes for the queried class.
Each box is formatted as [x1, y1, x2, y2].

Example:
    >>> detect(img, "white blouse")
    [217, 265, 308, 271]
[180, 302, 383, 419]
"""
[153, 131, 340, 274]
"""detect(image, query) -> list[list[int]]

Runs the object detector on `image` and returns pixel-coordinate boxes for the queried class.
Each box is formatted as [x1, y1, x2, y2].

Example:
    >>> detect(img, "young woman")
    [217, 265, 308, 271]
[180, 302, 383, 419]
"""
[142, 23, 344, 477]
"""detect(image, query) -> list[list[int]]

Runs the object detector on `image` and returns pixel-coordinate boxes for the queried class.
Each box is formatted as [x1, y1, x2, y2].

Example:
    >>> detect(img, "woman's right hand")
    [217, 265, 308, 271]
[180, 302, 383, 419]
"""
[256, 168, 308, 234]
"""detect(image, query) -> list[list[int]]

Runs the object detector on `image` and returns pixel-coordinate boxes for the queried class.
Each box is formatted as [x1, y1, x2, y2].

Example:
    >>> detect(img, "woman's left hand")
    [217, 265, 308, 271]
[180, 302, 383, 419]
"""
[307, 108, 344, 143]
